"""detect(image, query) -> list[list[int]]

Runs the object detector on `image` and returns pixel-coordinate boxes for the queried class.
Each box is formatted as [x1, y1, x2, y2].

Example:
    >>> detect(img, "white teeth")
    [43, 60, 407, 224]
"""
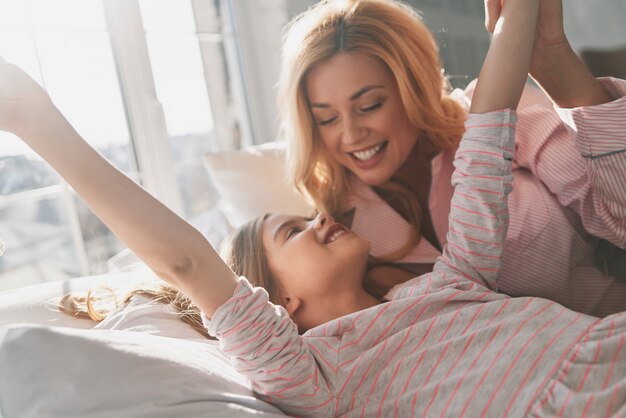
[328, 230, 346, 243]
[352, 143, 384, 161]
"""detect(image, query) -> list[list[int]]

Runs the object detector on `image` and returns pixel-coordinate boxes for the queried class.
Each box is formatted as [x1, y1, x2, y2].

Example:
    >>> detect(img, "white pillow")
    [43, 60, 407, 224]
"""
[0, 325, 287, 418]
[0, 270, 160, 330]
[0, 268, 209, 341]
[204, 141, 313, 228]
[94, 293, 208, 340]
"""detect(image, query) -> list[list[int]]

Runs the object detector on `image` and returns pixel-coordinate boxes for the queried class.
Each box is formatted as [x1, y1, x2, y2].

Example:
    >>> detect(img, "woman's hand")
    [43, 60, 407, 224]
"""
[484, 0, 568, 63]
[526, 0, 569, 77]
[484, 0, 611, 107]
[0, 60, 53, 137]
[484, 0, 565, 43]
[528, 0, 566, 48]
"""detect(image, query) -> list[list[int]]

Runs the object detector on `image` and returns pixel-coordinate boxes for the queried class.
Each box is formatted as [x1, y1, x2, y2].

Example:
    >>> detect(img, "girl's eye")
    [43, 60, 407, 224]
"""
[286, 227, 302, 239]
[318, 116, 338, 126]
[360, 102, 382, 113]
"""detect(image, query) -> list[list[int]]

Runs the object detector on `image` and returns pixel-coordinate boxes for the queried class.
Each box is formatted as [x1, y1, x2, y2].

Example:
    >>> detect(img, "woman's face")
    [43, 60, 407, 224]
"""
[261, 212, 370, 329]
[305, 52, 418, 186]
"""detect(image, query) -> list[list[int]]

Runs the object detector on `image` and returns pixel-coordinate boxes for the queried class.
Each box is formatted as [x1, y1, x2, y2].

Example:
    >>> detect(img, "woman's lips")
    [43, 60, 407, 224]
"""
[349, 140, 388, 169]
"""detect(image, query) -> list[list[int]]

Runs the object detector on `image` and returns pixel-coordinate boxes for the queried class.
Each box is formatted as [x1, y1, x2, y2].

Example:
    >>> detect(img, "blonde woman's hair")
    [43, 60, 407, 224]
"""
[60, 215, 281, 338]
[279, 0, 465, 260]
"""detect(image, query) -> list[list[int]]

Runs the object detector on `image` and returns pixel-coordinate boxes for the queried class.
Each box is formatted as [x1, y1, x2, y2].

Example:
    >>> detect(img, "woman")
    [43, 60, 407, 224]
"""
[279, 0, 626, 316]
[3, 2, 626, 414]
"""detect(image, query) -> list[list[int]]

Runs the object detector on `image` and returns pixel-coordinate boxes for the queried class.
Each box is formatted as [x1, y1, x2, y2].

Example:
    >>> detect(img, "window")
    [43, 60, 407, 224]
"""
[0, 0, 131, 290]
[138, 0, 230, 217]
[0, 0, 237, 291]
[405, 0, 490, 89]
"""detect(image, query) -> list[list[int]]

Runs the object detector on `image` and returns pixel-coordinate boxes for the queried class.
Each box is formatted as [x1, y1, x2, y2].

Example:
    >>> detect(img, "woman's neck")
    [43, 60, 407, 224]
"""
[391, 137, 436, 193]
[383, 137, 443, 251]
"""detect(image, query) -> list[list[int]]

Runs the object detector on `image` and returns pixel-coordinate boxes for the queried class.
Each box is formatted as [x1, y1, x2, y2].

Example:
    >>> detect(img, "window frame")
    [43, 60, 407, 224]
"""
[102, 0, 183, 214]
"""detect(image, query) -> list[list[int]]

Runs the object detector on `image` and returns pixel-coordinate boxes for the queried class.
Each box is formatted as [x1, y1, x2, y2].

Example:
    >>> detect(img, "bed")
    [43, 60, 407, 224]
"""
[0, 141, 312, 418]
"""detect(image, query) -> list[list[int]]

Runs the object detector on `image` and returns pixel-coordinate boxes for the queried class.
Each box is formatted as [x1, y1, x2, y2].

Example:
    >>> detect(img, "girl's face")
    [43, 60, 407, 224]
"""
[305, 52, 418, 186]
[262, 212, 370, 330]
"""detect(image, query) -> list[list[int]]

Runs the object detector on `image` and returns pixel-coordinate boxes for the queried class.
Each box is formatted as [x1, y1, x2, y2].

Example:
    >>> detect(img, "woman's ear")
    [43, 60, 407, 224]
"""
[284, 295, 302, 316]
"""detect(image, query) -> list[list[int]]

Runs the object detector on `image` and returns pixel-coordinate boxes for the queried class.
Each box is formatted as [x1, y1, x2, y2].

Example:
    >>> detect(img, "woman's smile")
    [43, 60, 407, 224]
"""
[349, 140, 389, 169]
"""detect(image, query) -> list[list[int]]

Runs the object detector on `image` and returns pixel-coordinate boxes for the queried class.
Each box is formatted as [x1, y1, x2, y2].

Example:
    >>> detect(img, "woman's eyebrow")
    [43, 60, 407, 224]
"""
[309, 85, 385, 108]
[349, 85, 384, 100]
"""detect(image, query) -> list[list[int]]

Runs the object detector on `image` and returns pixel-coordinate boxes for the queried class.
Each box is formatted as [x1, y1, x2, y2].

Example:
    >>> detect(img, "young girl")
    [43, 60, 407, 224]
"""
[1, 1, 625, 417]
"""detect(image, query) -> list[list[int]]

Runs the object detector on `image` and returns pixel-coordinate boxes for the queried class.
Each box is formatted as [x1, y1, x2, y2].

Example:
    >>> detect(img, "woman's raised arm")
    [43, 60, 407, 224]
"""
[0, 61, 236, 317]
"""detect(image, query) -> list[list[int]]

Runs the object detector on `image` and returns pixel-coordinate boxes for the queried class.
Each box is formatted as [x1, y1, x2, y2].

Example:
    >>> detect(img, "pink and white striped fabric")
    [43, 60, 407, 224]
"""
[347, 78, 626, 317]
[206, 111, 626, 417]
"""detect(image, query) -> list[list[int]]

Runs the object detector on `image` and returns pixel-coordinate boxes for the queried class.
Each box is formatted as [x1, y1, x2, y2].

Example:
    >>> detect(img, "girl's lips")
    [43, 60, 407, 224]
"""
[323, 223, 349, 244]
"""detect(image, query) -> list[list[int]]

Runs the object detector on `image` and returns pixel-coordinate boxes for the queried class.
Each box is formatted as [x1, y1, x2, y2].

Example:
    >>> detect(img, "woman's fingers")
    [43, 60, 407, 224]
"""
[535, 0, 566, 47]
[484, 0, 503, 33]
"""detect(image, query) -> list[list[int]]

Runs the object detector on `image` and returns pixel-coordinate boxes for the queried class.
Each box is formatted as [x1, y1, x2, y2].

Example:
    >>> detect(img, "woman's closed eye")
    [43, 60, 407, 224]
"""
[315, 100, 384, 126]
[318, 116, 338, 126]
[360, 101, 382, 113]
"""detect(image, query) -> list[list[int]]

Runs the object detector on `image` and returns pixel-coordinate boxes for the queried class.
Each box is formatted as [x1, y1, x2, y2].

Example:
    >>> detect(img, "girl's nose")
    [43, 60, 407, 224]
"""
[312, 212, 333, 230]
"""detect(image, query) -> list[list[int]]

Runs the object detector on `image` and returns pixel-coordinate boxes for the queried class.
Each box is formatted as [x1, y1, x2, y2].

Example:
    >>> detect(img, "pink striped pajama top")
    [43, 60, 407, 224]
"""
[206, 111, 626, 417]
[346, 78, 626, 317]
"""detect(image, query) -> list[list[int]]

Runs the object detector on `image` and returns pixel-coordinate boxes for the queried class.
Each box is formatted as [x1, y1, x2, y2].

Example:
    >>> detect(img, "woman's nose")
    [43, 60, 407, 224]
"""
[342, 117, 366, 145]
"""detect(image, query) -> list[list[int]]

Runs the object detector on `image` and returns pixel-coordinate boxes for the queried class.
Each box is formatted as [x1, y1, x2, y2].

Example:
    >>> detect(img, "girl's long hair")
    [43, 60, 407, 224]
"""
[59, 215, 279, 338]
[278, 0, 465, 260]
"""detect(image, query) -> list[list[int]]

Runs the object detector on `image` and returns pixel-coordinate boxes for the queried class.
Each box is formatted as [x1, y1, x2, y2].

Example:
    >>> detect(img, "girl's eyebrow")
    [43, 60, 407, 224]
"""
[272, 216, 315, 242]
[273, 219, 297, 242]
[309, 85, 385, 108]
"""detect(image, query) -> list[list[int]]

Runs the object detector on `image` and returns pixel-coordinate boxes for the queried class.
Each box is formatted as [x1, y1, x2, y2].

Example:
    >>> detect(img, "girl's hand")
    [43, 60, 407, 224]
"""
[0, 60, 53, 136]
[472, 0, 540, 113]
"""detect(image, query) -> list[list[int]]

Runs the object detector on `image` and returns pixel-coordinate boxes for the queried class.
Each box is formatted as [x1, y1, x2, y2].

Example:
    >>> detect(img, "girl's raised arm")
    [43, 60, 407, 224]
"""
[0, 60, 236, 317]
[471, 0, 540, 113]
[418, 0, 539, 290]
